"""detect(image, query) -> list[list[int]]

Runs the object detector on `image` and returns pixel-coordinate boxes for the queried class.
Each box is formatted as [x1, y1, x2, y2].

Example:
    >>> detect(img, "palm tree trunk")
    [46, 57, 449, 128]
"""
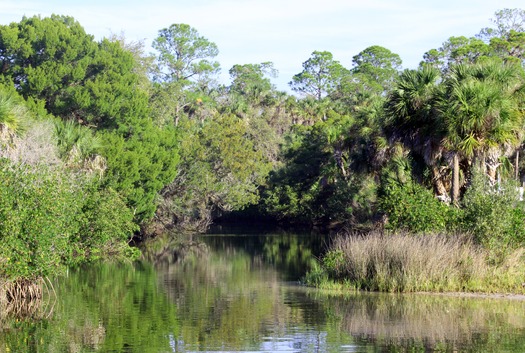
[514, 149, 520, 180]
[451, 152, 460, 206]
[334, 148, 347, 179]
[432, 166, 448, 199]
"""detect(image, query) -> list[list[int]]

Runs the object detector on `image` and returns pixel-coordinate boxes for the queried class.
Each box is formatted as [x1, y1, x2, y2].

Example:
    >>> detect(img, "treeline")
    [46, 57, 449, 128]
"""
[1, 9, 525, 287]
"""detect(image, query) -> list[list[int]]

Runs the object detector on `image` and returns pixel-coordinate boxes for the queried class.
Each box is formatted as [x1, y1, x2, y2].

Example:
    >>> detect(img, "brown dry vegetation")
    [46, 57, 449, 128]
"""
[309, 231, 525, 293]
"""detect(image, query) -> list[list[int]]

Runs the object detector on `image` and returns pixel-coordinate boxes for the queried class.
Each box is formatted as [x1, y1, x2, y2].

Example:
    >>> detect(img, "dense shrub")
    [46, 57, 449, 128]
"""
[71, 185, 139, 265]
[101, 124, 180, 223]
[379, 178, 452, 232]
[0, 159, 138, 281]
[459, 169, 525, 254]
[0, 160, 80, 280]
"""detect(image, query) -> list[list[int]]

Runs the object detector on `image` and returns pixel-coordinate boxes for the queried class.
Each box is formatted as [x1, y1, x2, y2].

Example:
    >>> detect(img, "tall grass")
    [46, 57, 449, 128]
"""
[306, 231, 525, 293]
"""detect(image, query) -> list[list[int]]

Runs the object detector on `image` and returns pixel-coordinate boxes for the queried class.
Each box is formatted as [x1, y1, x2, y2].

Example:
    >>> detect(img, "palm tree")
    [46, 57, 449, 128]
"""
[385, 66, 448, 197]
[54, 119, 104, 173]
[439, 58, 525, 202]
[0, 92, 28, 144]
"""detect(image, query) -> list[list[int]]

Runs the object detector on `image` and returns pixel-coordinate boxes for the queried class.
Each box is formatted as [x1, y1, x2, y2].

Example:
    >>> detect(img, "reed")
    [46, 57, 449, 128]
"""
[308, 231, 525, 293]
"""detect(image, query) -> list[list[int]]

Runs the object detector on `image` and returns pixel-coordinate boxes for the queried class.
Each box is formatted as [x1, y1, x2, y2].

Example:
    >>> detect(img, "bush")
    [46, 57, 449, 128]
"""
[0, 160, 81, 280]
[377, 153, 454, 233]
[101, 124, 179, 224]
[379, 178, 451, 233]
[71, 185, 139, 265]
[459, 169, 525, 254]
[0, 159, 139, 281]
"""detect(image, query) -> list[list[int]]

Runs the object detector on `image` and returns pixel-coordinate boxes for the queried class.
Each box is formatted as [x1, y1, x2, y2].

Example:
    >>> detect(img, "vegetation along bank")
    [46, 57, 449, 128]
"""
[1, 9, 525, 300]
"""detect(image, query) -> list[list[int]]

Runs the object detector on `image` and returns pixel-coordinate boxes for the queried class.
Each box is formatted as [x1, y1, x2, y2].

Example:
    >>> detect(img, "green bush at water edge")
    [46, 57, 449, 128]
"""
[0, 159, 139, 282]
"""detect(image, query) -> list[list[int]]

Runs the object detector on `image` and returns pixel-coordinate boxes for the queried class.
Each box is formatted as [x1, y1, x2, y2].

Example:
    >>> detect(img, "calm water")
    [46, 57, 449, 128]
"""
[2, 231, 525, 352]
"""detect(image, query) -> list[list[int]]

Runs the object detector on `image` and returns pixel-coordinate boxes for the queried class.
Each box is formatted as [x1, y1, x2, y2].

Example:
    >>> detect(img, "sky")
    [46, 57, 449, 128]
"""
[0, 0, 524, 92]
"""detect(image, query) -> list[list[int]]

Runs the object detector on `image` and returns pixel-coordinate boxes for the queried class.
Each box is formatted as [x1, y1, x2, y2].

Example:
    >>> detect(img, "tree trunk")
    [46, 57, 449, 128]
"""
[516, 149, 520, 181]
[485, 148, 500, 187]
[334, 148, 347, 179]
[432, 166, 449, 201]
[451, 153, 460, 206]
[174, 104, 180, 127]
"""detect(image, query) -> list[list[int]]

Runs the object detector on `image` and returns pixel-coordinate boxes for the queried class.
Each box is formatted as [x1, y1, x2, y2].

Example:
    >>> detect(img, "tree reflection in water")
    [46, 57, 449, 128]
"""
[2, 232, 525, 352]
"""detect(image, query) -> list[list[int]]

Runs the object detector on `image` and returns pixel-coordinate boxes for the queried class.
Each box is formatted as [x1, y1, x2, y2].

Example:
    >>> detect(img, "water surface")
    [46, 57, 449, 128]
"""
[2, 232, 525, 352]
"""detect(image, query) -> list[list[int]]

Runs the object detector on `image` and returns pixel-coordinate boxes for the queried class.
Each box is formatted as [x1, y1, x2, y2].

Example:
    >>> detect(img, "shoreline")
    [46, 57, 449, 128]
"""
[419, 291, 525, 301]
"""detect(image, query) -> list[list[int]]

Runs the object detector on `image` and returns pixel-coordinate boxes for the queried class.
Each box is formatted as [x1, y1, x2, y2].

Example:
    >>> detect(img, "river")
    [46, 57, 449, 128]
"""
[2, 230, 525, 352]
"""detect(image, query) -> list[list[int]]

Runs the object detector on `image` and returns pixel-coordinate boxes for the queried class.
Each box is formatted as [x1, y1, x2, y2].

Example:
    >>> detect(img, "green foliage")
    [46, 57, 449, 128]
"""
[479, 8, 525, 47]
[441, 58, 524, 159]
[0, 15, 180, 231]
[378, 156, 451, 232]
[459, 169, 525, 253]
[0, 158, 139, 281]
[73, 185, 139, 264]
[0, 118, 141, 279]
[0, 161, 79, 280]
[262, 112, 379, 225]
[289, 51, 348, 100]
[0, 15, 96, 98]
[350, 45, 402, 93]
[0, 89, 29, 141]
[228, 62, 277, 106]
[152, 23, 220, 85]
[101, 123, 180, 223]
[0, 15, 149, 130]
[160, 115, 272, 231]
[81, 37, 150, 131]
[422, 36, 491, 71]
[262, 125, 332, 223]
[54, 119, 102, 167]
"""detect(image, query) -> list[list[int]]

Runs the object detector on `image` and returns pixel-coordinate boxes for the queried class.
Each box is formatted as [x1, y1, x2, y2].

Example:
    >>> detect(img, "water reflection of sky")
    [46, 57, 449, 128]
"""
[173, 331, 359, 353]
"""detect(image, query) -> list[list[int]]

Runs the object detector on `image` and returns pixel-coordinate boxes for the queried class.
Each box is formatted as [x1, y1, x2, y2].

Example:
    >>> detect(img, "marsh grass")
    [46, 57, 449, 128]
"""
[307, 231, 525, 293]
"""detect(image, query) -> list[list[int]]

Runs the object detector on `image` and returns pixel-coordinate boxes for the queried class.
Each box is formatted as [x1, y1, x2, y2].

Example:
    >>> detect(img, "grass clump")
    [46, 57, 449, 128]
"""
[305, 231, 525, 293]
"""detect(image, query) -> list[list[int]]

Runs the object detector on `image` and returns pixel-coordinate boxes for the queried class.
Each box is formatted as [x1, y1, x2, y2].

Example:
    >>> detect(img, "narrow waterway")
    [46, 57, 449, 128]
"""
[2, 231, 525, 352]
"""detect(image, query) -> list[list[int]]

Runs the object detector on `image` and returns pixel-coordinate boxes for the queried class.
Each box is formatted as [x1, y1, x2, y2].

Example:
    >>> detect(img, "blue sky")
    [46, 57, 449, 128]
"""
[0, 0, 524, 91]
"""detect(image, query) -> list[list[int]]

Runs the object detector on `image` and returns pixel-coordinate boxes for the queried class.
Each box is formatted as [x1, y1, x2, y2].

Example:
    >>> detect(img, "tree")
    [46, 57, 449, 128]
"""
[350, 45, 402, 92]
[223, 62, 295, 166]
[421, 36, 491, 72]
[478, 8, 525, 41]
[152, 23, 220, 85]
[101, 122, 180, 223]
[385, 66, 448, 197]
[387, 59, 525, 204]
[0, 15, 94, 116]
[440, 59, 525, 195]
[289, 51, 348, 100]
[150, 23, 220, 126]
[333, 46, 402, 121]
[228, 62, 277, 106]
[158, 115, 272, 231]
[0, 15, 150, 130]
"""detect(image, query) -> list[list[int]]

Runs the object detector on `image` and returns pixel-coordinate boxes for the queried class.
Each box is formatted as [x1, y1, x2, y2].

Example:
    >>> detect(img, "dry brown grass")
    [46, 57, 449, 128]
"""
[0, 120, 61, 166]
[321, 231, 525, 293]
